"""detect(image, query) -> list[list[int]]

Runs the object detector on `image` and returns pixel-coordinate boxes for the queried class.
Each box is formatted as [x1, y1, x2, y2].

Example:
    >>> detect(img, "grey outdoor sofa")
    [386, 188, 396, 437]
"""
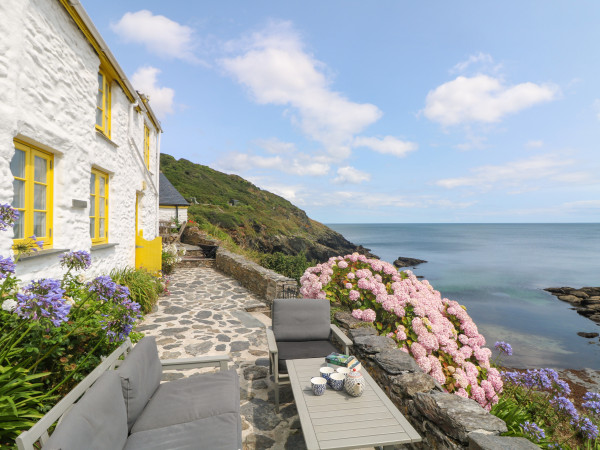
[16, 336, 241, 450]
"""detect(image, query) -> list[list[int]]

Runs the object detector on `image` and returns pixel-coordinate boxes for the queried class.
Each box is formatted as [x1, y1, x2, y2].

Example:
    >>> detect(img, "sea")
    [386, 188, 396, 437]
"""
[327, 223, 600, 369]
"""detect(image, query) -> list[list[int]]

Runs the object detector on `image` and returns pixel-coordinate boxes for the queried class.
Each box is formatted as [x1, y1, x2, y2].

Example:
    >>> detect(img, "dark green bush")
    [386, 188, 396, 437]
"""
[259, 252, 315, 283]
[109, 267, 164, 314]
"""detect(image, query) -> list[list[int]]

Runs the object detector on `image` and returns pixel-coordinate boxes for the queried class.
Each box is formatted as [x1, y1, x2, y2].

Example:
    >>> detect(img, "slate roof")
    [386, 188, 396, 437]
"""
[159, 173, 190, 206]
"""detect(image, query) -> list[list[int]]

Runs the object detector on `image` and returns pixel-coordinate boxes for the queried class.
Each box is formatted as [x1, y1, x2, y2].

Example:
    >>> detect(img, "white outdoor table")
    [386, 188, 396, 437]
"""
[287, 358, 422, 450]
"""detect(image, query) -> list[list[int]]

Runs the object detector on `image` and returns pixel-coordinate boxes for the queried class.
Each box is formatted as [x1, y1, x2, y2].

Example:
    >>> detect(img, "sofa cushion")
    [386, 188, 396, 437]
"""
[272, 298, 331, 341]
[117, 336, 163, 431]
[131, 369, 240, 434]
[42, 371, 127, 450]
[124, 412, 241, 450]
[277, 340, 338, 373]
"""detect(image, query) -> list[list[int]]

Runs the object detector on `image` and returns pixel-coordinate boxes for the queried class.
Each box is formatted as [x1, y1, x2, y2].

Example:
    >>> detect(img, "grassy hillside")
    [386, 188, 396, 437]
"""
[160, 153, 369, 262]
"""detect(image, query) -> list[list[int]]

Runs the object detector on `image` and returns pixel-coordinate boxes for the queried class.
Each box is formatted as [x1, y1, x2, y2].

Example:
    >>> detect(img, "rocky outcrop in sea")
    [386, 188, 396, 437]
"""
[545, 286, 600, 325]
[393, 256, 427, 268]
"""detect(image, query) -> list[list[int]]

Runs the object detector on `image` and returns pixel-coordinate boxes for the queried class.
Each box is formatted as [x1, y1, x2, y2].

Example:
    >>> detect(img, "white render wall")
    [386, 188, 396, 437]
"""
[159, 207, 188, 224]
[0, 0, 161, 281]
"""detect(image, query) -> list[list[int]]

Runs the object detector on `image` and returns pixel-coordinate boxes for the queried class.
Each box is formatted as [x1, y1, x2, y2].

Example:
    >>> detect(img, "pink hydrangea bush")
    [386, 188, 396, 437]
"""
[300, 253, 502, 409]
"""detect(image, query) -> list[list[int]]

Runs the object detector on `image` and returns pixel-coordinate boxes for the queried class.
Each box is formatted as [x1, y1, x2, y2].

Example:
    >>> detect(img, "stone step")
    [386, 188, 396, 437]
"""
[184, 249, 204, 257]
[176, 257, 216, 268]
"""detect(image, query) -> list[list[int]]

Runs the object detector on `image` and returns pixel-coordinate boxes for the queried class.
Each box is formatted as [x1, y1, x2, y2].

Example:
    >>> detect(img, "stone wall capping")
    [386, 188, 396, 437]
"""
[352, 334, 397, 354]
[374, 348, 423, 374]
[390, 372, 436, 398]
[468, 432, 540, 450]
[349, 327, 378, 340]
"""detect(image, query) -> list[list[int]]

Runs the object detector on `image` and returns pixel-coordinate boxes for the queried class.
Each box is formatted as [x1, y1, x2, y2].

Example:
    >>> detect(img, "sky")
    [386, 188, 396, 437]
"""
[81, 1, 600, 223]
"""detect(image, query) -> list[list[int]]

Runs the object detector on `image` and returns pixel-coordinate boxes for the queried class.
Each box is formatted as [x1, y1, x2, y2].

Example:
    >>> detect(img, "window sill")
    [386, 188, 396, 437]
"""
[95, 130, 119, 148]
[18, 248, 68, 261]
[91, 243, 118, 251]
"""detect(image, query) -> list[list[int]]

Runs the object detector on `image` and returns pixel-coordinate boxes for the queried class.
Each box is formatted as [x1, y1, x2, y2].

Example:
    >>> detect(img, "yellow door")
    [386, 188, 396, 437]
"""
[135, 194, 162, 273]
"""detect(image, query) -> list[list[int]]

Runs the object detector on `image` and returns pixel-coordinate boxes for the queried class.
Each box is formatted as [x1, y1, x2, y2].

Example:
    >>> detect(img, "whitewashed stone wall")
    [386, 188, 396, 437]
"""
[159, 206, 188, 223]
[0, 0, 161, 281]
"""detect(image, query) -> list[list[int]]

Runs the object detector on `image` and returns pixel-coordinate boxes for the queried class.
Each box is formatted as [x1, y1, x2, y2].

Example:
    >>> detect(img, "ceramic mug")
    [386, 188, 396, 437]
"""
[328, 373, 345, 391]
[319, 366, 335, 381]
[311, 377, 327, 396]
[336, 367, 351, 378]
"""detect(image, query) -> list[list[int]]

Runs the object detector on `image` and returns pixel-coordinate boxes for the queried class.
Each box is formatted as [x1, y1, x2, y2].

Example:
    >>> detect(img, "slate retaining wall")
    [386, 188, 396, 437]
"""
[215, 248, 298, 303]
[334, 312, 537, 450]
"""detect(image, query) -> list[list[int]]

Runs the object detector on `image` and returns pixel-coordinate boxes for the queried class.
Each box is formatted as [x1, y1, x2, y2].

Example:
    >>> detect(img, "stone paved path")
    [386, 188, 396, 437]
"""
[136, 267, 306, 450]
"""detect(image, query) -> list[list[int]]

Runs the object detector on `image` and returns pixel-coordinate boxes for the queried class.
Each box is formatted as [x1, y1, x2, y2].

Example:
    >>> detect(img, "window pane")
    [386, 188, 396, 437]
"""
[34, 184, 46, 210]
[98, 72, 103, 88]
[89, 195, 95, 215]
[99, 219, 105, 238]
[12, 179, 25, 209]
[96, 90, 103, 108]
[10, 149, 25, 178]
[99, 198, 105, 217]
[13, 214, 24, 239]
[96, 108, 102, 127]
[34, 212, 46, 237]
[34, 156, 47, 183]
[90, 217, 95, 238]
[90, 173, 95, 194]
[99, 177, 105, 196]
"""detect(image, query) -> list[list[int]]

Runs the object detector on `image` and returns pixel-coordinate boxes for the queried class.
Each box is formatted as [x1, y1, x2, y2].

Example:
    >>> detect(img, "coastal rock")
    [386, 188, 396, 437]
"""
[577, 332, 599, 339]
[546, 286, 600, 326]
[571, 290, 590, 299]
[558, 295, 582, 304]
[393, 256, 427, 268]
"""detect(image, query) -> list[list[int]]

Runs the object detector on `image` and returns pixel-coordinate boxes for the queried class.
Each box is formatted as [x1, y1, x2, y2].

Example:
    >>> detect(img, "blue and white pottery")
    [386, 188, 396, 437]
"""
[311, 377, 327, 396]
[319, 366, 334, 381]
[328, 373, 345, 391]
[336, 367, 351, 378]
[344, 369, 365, 397]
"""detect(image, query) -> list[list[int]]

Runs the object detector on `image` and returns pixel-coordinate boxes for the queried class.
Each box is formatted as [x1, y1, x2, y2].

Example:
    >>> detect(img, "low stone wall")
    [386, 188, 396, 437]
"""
[215, 248, 298, 304]
[334, 312, 537, 450]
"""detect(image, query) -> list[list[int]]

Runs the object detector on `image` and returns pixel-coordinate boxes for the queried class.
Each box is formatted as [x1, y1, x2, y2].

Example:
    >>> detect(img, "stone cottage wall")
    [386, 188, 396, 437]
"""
[0, 0, 160, 281]
[334, 312, 538, 450]
[215, 248, 298, 304]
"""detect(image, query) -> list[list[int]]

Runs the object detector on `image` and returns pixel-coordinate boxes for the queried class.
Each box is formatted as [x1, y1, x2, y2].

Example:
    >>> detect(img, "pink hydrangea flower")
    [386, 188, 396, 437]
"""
[351, 309, 363, 320]
[361, 309, 376, 322]
[349, 290, 360, 301]
[337, 261, 348, 269]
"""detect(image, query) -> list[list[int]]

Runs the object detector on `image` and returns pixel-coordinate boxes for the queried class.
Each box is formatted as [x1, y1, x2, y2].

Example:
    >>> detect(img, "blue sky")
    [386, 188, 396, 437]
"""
[82, 1, 600, 223]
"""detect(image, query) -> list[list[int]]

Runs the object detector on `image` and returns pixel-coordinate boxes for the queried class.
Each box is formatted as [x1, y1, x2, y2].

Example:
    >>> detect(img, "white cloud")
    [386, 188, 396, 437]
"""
[450, 52, 495, 74]
[436, 154, 588, 191]
[353, 136, 417, 158]
[526, 140, 544, 148]
[217, 151, 330, 177]
[333, 166, 371, 184]
[111, 10, 198, 63]
[254, 138, 296, 154]
[131, 66, 174, 119]
[220, 20, 381, 158]
[423, 75, 559, 126]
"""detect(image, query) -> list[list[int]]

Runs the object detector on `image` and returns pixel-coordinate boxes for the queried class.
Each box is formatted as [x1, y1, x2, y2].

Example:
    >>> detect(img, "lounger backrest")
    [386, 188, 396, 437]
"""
[272, 298, 331, 342]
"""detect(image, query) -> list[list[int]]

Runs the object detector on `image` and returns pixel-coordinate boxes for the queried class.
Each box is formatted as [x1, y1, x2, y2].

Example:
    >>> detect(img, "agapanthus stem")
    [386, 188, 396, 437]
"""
[0, 322, 36, 364]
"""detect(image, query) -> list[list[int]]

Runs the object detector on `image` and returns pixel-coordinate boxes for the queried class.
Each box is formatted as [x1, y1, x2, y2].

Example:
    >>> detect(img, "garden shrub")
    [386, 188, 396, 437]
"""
[110, 267, 164, 314]
[300, 253, 502, 409]
[260, 252, 315, 283]
[161, 243, 185, 275]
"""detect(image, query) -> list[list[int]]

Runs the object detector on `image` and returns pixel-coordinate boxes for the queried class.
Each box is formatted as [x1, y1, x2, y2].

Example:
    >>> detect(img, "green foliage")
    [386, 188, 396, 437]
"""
[491, 396, 533, 436]
[161, 244, 185, 275]
[259, 252, 315, 282]
[109, 267, 164, 314]
[0, 365, 52, 445]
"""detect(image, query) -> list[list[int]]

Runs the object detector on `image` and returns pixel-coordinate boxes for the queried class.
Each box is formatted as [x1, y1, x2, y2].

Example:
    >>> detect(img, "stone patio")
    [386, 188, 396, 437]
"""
[136, 266, 306, 449]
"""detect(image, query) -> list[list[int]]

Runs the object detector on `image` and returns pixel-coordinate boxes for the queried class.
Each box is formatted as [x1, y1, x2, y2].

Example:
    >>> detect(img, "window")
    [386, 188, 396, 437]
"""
[144, 124, 150, 169]
[96, 70, 111, 137]
[90, 169, 109, 244]
[10, 141, 54, 247]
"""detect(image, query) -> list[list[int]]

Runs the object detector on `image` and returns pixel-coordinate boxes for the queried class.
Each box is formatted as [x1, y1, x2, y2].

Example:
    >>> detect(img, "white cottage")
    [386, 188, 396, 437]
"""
[0, 0, 162, 280]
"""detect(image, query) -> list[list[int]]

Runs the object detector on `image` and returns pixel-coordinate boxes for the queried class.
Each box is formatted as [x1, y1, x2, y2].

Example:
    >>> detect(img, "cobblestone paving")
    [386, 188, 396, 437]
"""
[136, 267, 306, 450]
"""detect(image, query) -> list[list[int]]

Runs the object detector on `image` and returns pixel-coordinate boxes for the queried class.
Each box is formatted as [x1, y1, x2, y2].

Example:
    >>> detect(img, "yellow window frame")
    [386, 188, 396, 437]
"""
[95, 69, 111, 137]
[11, 141, 54, 248]
[90, 168, 109, 244]
[144, 124, 150, 170]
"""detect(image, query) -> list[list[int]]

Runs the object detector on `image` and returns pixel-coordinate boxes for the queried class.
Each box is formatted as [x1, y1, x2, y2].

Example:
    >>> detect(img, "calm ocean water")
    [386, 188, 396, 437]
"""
[327, 223, 600, 369]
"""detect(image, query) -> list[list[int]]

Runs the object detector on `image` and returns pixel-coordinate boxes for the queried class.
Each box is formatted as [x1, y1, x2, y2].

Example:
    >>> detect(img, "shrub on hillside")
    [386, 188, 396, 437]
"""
[300, 253, 502, 409]
[260, 252, 315, 283]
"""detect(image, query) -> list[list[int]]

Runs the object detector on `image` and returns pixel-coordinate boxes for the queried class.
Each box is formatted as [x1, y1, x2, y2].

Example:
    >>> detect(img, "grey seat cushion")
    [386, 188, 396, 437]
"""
[277, 340, 338, 373]
[131, 369, 240, 434]
[117, 336, 163, 431]
[272, 298, 331, 341]
[124, 413, 241, 450]
[42, 371, 127, 450]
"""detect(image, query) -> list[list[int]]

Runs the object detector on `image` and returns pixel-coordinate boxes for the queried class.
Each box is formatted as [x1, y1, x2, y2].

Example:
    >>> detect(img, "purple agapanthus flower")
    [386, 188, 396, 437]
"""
[101, 297, 141, 343]
[494, 341, 513, 356]
[0, 256, 16, 280]
[578, 417, 599, 440]
[501, 368, 570, 396]
[87, 275, 117, 301]
[551, 396, 580, 424]
[521, 421, 545, 442]
[0, 204, 19, 231]
[582, 391, 600, 416]
[28, 235, 43, 251]
[60, 250, 92, 271]
[15, 278, 70, 327]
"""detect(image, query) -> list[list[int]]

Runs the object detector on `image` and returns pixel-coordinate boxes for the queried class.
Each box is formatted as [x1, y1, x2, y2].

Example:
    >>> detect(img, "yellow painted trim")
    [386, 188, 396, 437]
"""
[144, 125, 150, 169]
[90, 168, 109, 244]
[95, 69, 112, 138]
[11, 141, 54, 248]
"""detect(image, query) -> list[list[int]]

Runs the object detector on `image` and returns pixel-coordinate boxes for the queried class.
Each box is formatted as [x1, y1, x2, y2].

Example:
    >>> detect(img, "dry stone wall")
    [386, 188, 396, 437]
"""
[334, 312, 538, 450]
